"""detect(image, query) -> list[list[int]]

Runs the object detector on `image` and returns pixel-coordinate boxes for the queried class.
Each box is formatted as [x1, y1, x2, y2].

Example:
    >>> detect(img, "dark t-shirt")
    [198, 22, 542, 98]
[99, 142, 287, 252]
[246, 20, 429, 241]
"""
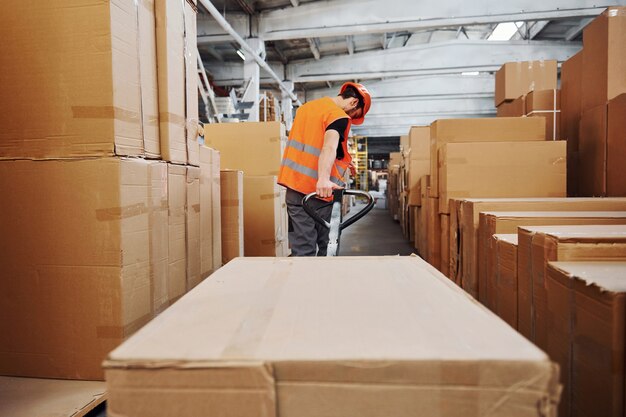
[325, 117, 349, 160]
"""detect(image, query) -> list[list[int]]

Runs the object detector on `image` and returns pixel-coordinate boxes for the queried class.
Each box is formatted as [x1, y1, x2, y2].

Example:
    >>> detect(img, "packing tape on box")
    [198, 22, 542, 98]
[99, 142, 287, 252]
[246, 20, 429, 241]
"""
[221, 262, 291, 358]
[159, 112, 186, 128]
[220, 199, 241, 207]
[72, 106, 140, 124]
[96, 202, 148, 221]
[260, 192, 280, 200]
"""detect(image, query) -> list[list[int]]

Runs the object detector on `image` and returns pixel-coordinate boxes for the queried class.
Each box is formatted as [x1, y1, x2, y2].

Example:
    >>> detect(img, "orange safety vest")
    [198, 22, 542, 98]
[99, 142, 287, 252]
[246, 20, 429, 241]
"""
[278, 97, 352, 195]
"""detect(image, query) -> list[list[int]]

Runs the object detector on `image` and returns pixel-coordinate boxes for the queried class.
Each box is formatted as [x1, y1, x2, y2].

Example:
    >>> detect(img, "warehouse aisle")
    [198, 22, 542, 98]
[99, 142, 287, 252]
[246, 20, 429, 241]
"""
[339, 204, 417, 256]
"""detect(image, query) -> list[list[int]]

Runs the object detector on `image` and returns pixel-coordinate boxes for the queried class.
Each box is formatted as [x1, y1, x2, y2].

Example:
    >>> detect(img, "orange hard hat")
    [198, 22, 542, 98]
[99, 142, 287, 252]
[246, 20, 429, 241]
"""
[340, 82, 371, 125]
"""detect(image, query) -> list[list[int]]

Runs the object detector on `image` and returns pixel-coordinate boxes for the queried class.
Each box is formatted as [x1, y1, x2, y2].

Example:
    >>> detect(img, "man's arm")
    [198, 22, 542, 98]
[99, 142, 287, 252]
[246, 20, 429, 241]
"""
[316, 129, 341, 198]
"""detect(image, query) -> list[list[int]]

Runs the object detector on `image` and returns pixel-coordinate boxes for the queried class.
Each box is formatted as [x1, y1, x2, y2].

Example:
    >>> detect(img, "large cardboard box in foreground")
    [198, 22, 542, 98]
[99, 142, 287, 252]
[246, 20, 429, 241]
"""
[0, 158, 168, 380]
[429, 117, 546, 199]
[455, 198, 626, 300]
[439, 140, 566, 213]
[495, 60, 557, 106]
[243, 176, 289, 256]
[546, 262, 626, 417]
[0, 0, 160, 159]
[493, 234, 518, 328]
[203, 121, 286, 176]
[105, 257, 560, 417]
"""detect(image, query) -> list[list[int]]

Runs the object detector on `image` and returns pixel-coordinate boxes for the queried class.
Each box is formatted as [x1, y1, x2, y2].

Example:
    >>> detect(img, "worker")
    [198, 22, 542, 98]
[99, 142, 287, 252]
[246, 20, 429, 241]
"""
[278, 82, 371, 256]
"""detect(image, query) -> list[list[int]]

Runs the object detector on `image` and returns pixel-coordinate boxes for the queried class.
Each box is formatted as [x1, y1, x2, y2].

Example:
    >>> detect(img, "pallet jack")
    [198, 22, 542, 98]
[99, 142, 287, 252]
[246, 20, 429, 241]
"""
[302, 189, 374, 256]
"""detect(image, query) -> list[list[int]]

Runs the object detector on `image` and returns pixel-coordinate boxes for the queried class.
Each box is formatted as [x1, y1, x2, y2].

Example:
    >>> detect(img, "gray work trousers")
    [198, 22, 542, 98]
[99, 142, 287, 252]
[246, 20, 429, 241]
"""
[286, 188, 333, 256]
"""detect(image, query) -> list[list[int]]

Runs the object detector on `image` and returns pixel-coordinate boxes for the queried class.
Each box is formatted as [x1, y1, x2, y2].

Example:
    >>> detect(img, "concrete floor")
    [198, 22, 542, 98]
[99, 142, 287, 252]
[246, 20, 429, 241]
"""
[338, 204, 417, 256]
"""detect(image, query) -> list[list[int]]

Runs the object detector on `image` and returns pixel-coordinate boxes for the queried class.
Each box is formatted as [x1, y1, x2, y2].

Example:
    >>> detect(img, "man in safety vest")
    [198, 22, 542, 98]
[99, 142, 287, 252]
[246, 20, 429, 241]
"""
[278, 82, 372, 256]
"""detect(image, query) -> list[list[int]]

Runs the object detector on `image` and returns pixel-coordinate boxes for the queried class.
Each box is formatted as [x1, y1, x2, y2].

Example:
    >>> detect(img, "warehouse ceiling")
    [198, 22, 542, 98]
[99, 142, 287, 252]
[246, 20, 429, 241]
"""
[197, 0, 621, 137]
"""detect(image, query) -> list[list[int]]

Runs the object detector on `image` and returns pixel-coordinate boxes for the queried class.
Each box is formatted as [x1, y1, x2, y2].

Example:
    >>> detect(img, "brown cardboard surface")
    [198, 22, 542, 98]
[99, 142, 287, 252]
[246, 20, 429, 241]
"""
[0, 0, 157, 159]
[496, 96, 525, 117]
[148, 162, 169, 314]
[495, 60, 558, 106]
[220, 170, 244, 263]
[441, 214, 450, 277]
[493, 234, 518, 328]
[168, 164, 187, 304]
[430, 117, 546, 198]
[399, 134, 409, 155]
[426, 196, 441, 269]
[183, 2, 199, 166]
[459, 198, 626, 300]
[581, 7, 626, 112]
[243, 176, 288, 256]
[204, 122, 286, 176]
[156, 0, 187, 163]
[418, 179, 430, 257]
[0, 158, 165, 380]
[439, 141, 566, 213]
[211, 150, 223, 270]
[526, 89, 561, 112]
[199, 146, 215, 277]
[579, 103, 608, 197]
[104, 257, 559, 417]
[477, 212, 626, 337]
[561, 51, 583, 196]
[410, 206, 418, 243]
[517, 225, 626, 348]
[528, 112, 560, 142]
[0, 376, 106, 417]
[407, 160, 430, 206]
[547, 261, 626, 417]
[449, 199, 462, 285]
[186, 166, 202, 290]
[607, 93, 626, 196]
[414, 206, 422, 253]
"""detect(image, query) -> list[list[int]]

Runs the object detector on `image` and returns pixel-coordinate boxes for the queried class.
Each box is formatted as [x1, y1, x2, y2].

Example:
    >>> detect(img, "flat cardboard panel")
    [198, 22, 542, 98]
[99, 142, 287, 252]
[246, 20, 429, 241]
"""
[439, 141, 566, 213]
[528, 112, 560, 141]
[426, 196, 441, 269]
[561, 51, 583, 197]
[476, 213, 626, 336]
[220, 170, 244, 264]
[211, 151, 222, 270]
[243, 176, 287, 256]
[607, 93, 626, 196]
[579, 104, 607, 197]
[0, 376, 106, 417]
[429, 117, 546, 198]
[407, 127, 430, 206]
[581, 7, 626, 112]
[199, 146, 215, 277]
[204, 122, 286, 176]
[418, 180, 430, 258]
[493, 234, 518, 328]
[184, 2, 199, 166]
[105, 257, 559, 417]
[149, 161, 170, 313]
[496, 96, 526, 117]
[0, 158, 164, 380]
[0, 0, 152, 159]
[526, 89, 560, 112]
[440, 214, 450, 277]
[495, 60, 558, 106]
[168, 164, 187, 304]
[186, 166, 202, 290]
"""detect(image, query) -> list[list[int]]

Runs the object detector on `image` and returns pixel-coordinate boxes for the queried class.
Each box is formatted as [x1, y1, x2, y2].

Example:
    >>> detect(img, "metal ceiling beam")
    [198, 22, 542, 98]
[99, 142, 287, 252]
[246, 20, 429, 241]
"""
[511, 20, 551, 40]
[346, 36, 354, 55]
[197, 13, 250, 44]
[565, 17, 594, 40]
[286, 40, 581, 83]
[257, 0, 619, 40]
[203, 61, 286, 85]
[197, 0, 301, 105]
[307, 38, 321, 60]
[272, 43, 288, 64]
[290, 0, 299, 6]
[201, 45, 224, 61]
[234, 0, 255, 15]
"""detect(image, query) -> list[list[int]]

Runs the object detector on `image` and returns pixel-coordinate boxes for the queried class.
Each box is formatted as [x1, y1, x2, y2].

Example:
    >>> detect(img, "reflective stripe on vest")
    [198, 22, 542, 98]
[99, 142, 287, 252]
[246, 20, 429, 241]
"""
[285, 138, 321, 157]
[281, 157, 346, 187]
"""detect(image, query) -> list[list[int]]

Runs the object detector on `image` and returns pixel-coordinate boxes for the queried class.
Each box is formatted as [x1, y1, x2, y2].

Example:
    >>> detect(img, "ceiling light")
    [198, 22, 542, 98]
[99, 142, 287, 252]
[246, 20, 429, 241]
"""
[461, 71, 479, 76]
[236, 49, 246, 61]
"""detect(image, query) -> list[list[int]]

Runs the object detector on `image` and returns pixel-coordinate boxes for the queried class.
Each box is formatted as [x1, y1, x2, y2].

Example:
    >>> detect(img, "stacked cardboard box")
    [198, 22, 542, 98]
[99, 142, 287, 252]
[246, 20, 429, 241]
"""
[105, 256, 560, 417]
[387, 152, 402, 221]
[259, 91, 278, 122]
[526, 89, 561, 141]
[546, 261, 626, 417]
[492, 234, 518, 328]
[0, 0, 210, 382]
[494, 60, 557, 107]
[220, 170, 244, 264]
[560, 51, 583, 196]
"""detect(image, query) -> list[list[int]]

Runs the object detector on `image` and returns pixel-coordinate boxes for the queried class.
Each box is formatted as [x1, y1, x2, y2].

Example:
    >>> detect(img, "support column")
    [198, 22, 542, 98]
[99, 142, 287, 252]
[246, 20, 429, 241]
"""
[280, 80, 294, 131]
[242, 38, 264, 122]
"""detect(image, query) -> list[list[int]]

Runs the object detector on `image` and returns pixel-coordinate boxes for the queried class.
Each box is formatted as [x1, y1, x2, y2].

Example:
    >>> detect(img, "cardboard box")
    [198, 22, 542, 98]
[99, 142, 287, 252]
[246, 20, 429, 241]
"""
[418, 179, 430, 257]
[409, 206, 418, 243]
[493, 234, 518, 328]
[546, 261, 626, 417]
[399, 134, 409, 156]
[203, 121, 286, 176]
[448, 199, 462, 285]
[183, 1, 199, 166]
[439, 141, 566, 213]
[581, 7, 626, 112]
[211, 151, 222, 270]
[199, 146, 217, 277]
[607, 93, 626, 196]
[496, 95, 526, 117]
[495, 60, 558, 106]
[407, 127, 430, 206]
[429, 117, 546, 198]
[561, 51, 583, 196]
[220, 170, 244, 264]
[0, 376, 106, 417]
[579, 103, 608, 197]
[526, 89, 561, 140]
[517, 224, 626, 346]
[440, 214, 450, 277]
[478, 211, 626, 327]
[168, 164, 188, 304]
[156, 0, 187, 164]
[186, 166, 202, 291]
[459, 198, 626, 301]
[104, 256, 560, 417]
[426, 195, 441, 269]
[414, 206, 422, 253]
[243, 176, 288, 256]
[0, 0, 159, 159]
[0, 158, 168, 380]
